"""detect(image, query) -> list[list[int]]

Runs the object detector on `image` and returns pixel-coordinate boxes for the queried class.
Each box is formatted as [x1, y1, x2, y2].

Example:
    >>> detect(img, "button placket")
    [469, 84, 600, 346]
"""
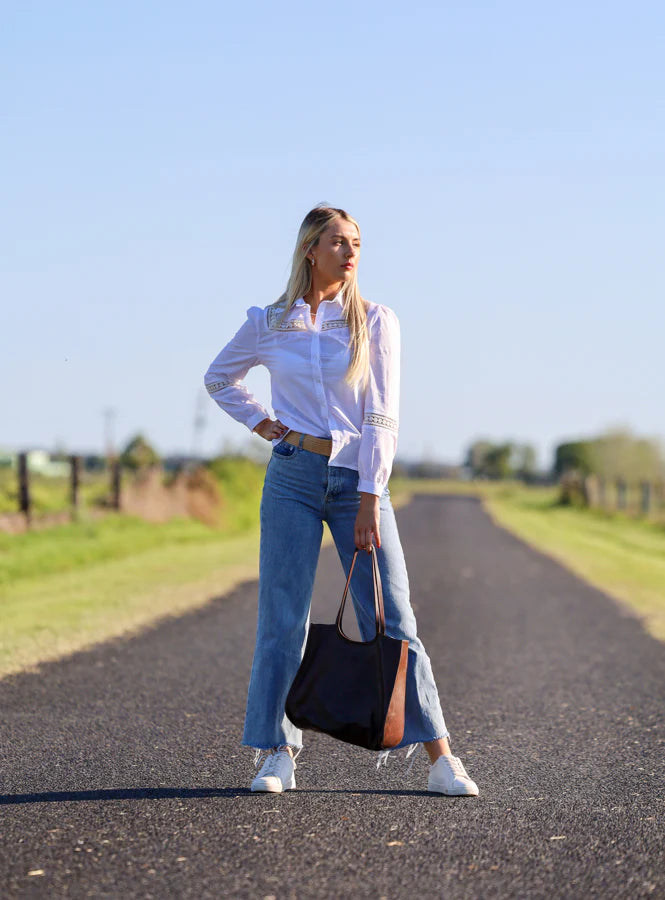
[311, 317, 330, 426]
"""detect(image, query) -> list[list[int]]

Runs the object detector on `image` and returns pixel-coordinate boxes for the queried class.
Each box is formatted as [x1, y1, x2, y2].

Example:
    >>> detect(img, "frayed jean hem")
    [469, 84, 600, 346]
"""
[242, 740, 303, 752]
[388, 729, 450, 751]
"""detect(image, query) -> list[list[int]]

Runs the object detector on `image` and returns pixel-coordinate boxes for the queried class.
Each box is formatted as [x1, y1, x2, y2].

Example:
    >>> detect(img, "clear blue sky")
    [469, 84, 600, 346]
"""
[2, 1, 663, 470]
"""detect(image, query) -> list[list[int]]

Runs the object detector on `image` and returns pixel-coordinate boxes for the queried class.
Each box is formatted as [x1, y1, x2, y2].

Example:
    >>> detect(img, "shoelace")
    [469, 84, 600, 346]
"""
[258, 754, 281, 777]
[253, 746, 301, 773]
[437, 754, 468, 778]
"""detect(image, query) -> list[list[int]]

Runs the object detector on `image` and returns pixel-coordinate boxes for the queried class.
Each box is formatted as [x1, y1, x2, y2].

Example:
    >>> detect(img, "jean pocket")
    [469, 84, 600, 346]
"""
[272, 440, 298, 458]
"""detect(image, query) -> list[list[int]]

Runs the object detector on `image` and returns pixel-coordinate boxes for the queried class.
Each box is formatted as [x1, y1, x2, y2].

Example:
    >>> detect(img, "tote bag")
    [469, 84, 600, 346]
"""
[285, 545, 408, 751]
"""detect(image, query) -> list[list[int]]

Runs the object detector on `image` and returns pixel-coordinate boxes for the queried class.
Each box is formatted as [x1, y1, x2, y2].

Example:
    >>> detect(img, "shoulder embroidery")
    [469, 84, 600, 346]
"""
[321, 318, 349, 331]
[267, 307, 307, 331]
[364, 412, 398, 431]
[206, 380, 237, 394]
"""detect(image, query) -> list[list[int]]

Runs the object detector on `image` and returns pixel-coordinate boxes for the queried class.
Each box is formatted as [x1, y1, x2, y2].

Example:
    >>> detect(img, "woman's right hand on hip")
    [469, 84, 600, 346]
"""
[253, 418, 288, 441]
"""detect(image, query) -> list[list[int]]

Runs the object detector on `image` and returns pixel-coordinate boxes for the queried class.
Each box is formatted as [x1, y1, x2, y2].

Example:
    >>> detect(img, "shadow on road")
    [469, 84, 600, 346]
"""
[0, 786, 447, 806]
[0, 788, 446, 806]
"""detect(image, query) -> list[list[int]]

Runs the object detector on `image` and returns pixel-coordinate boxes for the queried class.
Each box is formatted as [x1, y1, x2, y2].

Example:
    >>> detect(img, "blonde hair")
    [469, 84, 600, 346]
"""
[268, 203, 370, 390]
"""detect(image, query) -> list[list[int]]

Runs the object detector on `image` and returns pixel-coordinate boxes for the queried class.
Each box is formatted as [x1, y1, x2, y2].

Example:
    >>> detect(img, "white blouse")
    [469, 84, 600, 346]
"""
[203, 290, 400, 496]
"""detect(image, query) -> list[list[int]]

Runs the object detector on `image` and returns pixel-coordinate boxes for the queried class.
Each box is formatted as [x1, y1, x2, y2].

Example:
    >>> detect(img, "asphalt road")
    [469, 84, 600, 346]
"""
[1, 494, 663, 899]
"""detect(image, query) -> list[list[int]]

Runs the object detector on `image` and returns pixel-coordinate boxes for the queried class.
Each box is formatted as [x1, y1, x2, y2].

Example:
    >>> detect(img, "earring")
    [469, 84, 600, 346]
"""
[310, 257, 315, 265]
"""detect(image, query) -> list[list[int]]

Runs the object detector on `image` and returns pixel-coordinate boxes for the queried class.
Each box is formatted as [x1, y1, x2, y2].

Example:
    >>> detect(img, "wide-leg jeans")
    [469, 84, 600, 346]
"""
[241, 434, 450, 751]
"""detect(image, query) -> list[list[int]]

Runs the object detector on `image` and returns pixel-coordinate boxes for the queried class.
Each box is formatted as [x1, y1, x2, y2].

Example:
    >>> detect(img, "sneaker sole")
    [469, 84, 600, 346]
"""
[428, 781, 479, 796]
[250, 777, 296, 793]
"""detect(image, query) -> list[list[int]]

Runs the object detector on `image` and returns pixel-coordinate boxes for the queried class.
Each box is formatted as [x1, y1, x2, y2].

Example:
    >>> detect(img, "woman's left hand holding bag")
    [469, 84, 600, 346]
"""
[355, 493, 381, 552]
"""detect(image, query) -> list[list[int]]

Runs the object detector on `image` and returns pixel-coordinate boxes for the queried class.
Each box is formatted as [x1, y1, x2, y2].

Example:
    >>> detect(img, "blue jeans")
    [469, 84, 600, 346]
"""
[241, 434, 450, 752]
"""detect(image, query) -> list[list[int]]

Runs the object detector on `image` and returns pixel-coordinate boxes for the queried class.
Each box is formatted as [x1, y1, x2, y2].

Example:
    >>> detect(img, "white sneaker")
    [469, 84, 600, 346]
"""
[250, 748, 297, 793]
[427, 754, 479, 796]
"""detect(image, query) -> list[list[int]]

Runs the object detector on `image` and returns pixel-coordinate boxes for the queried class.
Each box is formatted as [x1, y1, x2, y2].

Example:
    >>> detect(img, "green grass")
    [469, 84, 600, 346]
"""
[0, 515, 223, 585]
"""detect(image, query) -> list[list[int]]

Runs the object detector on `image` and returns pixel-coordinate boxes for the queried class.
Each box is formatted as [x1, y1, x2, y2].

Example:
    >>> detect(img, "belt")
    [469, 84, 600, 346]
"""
[283, 430, 333, 457]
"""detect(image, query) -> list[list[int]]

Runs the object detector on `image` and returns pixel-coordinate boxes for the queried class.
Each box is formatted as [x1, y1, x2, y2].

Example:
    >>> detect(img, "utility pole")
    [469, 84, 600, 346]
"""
[103, 407, 120, 510]
[191, 390, 207, 462]
[103, 407, 117, 462]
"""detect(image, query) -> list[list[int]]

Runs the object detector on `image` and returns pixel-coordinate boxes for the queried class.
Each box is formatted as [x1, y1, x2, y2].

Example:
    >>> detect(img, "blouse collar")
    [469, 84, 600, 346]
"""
[294, 289, 346, 312]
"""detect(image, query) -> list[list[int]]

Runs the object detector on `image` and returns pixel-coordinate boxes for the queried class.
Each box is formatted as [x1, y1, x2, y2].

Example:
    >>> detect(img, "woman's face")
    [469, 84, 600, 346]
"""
[308, 218, 361, 285]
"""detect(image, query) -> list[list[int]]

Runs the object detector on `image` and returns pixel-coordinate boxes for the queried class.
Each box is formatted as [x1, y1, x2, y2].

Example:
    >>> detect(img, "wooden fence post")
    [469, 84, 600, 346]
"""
[110, 459, 121, 510]
[640, 481, 652, 516]
[70, 455, 80, 516]
[583, 474, 598, 507]
[598, 478, 606, 508]
[657, 482, 665, 516]
[616, 478, 627, 511]
[18, 452, 31, 524]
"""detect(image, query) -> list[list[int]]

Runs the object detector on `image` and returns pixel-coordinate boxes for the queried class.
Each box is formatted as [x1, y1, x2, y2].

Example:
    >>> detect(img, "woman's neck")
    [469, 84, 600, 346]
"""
[303, 282, 344, 314]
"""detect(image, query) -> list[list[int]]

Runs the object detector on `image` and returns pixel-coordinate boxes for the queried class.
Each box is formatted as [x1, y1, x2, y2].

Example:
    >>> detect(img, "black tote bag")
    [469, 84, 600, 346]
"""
[285, 545, 408, 751]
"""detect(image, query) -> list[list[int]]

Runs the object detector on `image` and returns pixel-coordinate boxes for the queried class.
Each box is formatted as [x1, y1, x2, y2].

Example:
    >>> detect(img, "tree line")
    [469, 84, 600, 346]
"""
[465, 427, 665, 484]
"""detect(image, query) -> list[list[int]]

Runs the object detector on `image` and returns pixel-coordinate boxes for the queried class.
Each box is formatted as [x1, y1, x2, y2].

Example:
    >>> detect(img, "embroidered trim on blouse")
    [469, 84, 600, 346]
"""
[321, 318, 349, 331]
[267, 307, 307, 331]
[206, 380, 237, 394]
[364, 412, 398, 431]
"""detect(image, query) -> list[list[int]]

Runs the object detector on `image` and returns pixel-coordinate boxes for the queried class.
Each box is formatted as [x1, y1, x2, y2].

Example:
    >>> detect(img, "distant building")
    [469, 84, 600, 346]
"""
[26, 450, 70, 477]
[1, 449, 71, 476]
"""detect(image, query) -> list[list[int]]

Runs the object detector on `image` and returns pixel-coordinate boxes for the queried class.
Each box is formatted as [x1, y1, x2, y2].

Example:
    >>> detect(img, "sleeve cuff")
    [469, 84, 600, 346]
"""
[357, 478, 385, 497]
[246, 409, 271, 433]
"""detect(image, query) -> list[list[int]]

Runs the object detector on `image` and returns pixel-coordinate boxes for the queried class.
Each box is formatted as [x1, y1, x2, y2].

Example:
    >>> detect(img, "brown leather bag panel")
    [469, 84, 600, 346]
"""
[381, 639, 409, 748]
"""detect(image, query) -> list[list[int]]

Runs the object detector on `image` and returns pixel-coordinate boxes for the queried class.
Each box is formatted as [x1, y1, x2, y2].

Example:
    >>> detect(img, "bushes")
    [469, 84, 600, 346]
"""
[205, 455, 265, 533]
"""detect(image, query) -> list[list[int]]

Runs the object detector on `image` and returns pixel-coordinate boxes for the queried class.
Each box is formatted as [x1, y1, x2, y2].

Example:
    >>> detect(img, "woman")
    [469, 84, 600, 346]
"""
[204, 204, 479, 797]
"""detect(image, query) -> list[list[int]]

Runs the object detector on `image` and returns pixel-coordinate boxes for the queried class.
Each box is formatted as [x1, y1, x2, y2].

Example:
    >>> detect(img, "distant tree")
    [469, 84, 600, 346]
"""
[588, 427, 665, 481]
[465, 439, 527, 479]
[553, 441, 594, 478]
[119, 434, 160, 470]
[554, 429, 665, 482]
[464, 440, 493, 477]
[512, 443, 538, 480]
[484, 443, 514, 479]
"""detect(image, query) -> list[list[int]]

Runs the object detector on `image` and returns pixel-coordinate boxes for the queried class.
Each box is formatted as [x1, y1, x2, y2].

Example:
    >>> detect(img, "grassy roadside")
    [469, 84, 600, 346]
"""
[1, 528, 260, 677]
[0, 462, 268, 677]
[391, 477, 665, 644]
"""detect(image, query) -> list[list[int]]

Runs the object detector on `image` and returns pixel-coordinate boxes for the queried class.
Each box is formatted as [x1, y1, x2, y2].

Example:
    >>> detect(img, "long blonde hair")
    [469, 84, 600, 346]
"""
[268, 203, 370, 390]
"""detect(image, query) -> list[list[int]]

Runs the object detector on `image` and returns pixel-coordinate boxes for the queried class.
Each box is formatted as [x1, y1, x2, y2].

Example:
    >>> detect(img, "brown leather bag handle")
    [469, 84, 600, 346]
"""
[336, 545, 386, 641]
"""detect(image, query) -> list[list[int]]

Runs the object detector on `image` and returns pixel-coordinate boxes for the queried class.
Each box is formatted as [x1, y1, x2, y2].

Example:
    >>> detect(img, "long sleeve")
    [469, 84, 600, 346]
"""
[203, 306, 271, 433]
[357, 305, 401, 496]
